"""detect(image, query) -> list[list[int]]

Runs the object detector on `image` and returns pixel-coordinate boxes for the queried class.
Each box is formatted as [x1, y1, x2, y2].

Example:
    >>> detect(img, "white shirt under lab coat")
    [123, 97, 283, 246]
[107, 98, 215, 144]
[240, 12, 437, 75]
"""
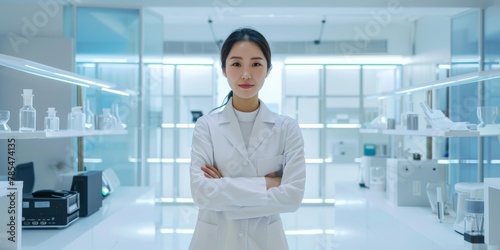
[189, 99, 306, 250]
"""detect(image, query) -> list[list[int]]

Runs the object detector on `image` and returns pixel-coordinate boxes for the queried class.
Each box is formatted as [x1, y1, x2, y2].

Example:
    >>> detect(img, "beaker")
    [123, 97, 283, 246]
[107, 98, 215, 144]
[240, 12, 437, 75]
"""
[477, 106, 498, 127]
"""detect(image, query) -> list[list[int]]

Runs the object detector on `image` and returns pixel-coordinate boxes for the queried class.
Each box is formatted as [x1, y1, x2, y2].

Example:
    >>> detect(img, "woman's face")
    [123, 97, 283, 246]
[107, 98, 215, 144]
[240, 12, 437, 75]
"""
[223, 40, 268, 101]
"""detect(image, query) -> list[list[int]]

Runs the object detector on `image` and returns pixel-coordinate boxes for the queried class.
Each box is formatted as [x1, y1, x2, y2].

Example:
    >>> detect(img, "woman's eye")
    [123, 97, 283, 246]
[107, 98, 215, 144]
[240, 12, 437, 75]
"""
[253, 62, 262, 67]
[231, 62, 241, 67]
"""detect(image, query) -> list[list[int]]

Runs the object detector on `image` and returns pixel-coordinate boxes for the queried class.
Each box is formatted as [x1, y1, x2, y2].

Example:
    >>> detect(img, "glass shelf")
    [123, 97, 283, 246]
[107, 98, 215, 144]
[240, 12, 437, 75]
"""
[0, 54, 136, 96]
[365, 68, 500, 99]
[0, 129, 127, 139]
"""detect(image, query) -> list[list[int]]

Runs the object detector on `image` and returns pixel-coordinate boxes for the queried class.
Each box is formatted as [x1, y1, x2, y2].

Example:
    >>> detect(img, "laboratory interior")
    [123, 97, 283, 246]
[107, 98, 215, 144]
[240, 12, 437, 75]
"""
[1, 0, 500, 249]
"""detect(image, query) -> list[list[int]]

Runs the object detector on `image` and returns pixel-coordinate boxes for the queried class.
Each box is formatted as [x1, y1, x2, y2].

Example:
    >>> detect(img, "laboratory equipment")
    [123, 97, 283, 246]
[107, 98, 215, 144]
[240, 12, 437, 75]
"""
[427, 182, 448, 215]
[400, 101, 418, 129]
[454, 182, 484, 234]
[419, 101, 468, 130]
[44, 107, 59, 132]
[19, 89, 36, 132]
[386, 158, 446, 206]
[0, 110, 11, 132]
[464, 198, 486, 250]
[476, 106, 498, 128]
[68, 106, 85, 130]
[85, 100, 95, 130]
[97, 108, 117, 130]
[112, 103, 125, 129]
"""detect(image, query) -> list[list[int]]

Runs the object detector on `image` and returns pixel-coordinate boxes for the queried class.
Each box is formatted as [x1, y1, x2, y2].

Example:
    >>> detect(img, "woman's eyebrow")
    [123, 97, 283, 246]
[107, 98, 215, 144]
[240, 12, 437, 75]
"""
[228, 56, 264, 60]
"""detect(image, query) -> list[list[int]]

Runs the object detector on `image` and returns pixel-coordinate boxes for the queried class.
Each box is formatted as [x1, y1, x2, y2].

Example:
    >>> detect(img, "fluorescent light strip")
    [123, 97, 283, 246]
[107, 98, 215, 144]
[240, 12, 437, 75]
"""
[371, 68, 500, 99]
[158, 198, 175, 203]
[19, 66, 90, 88]
[161, 123, 196, 128]
[306, 159, 324, 164]
[0, 54, 140, 96]
[101, 88, 131, 96]
[176, 123, 196, 128]
[83, 158, 103, 163]
[147, 158, 174, 163]
[54, 72, 111, 88]
[326, 124, 361, 128]
[299, 124, 324, 129]
[161, 123, 175, 128]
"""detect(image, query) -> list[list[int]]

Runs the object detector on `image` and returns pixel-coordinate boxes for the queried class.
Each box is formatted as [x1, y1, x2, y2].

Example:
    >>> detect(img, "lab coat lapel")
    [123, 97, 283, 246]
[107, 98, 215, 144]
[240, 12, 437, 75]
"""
[219, 101, 248, 158]
[247, 102, 277, 157]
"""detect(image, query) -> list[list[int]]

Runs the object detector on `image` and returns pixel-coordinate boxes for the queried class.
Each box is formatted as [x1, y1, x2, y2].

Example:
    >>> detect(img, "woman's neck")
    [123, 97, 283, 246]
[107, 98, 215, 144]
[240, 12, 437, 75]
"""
[232, 96, 259, 112]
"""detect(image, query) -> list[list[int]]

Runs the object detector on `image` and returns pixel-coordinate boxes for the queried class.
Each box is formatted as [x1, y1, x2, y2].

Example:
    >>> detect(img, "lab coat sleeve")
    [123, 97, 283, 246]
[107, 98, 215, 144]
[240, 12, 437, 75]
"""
[223, 119, 306, 220]
[190, 116, 268, 211]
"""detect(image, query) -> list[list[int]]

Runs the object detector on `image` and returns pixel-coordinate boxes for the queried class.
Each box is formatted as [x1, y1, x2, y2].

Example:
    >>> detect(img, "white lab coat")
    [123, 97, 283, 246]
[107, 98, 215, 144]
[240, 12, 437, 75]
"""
[189, 99, 306, 250]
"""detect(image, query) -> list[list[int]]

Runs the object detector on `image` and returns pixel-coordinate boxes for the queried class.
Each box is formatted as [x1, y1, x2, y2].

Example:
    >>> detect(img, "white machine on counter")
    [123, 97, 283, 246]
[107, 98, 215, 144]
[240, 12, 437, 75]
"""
[386, 158, 447, 206]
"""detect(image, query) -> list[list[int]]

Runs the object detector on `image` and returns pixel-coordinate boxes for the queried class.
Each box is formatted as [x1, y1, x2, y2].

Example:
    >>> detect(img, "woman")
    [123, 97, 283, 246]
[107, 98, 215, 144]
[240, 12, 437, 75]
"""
[189, 27, 306, 250]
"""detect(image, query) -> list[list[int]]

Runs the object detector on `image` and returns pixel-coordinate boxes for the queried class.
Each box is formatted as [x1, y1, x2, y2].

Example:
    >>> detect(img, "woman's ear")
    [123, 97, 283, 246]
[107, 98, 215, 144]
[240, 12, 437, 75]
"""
[222, 67, 227, 77]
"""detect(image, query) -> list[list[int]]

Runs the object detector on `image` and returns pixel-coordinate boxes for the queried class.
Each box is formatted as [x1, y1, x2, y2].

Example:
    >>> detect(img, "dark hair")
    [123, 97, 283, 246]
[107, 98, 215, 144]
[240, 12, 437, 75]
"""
[210, 27, 272, 113]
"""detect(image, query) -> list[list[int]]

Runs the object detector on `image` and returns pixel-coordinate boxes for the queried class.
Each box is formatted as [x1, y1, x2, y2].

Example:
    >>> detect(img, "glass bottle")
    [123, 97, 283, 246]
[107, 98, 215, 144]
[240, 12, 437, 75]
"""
[85, 99, 95, 130]
[19, 89, 36, 132]
[44, 107, 59, 132]
[68, 106, 85, 130]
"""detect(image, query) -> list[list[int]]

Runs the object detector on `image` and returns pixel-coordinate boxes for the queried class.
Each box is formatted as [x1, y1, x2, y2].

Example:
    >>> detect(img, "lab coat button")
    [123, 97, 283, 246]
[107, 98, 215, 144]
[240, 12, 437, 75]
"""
[238, 232, 244, 237]
[243, 161, 248, 166]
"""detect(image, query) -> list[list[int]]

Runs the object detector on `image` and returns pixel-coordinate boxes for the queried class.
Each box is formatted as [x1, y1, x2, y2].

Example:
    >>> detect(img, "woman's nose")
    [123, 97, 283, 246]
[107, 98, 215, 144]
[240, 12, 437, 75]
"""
[242, 71, 251, 79]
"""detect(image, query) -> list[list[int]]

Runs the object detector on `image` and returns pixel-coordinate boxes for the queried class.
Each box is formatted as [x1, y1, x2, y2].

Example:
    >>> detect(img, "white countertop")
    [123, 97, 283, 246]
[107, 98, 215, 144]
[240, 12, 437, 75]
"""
[22, 187, 155, 249]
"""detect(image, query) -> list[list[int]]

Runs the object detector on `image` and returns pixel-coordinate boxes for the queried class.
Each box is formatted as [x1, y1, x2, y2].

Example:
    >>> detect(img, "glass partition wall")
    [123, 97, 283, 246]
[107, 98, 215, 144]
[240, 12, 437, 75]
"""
[70, 7, 164, 186]
[145, 62, 400, 203]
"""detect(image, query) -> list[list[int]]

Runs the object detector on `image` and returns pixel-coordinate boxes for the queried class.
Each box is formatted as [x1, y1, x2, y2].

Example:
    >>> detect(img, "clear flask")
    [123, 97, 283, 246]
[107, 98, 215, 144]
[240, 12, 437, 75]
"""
[44, 107, 59, 132]
[85, 100, 96, 130]
[19, 89, 36, 132]
[98, 108, 117, 130]
[68, 106, 85, 130]
[112, 103, 125, 129]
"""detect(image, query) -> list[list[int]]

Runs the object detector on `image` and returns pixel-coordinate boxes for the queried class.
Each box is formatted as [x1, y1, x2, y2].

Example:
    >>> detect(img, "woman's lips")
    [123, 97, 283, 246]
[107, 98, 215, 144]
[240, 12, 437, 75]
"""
[239, 84, 253, 89]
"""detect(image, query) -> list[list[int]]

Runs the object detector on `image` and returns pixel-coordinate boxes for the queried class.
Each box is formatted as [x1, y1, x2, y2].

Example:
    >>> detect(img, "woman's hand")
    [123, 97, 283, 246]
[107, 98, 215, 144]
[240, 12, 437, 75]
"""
[265, 172, 282, 190]
[201, 164, 223, 179]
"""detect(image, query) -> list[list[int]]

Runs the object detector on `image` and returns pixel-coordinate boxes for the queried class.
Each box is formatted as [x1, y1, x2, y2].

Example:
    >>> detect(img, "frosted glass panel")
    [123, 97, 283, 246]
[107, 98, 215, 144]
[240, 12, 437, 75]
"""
[178, 129, 195, 159]
[326, 97, 360, 124]
[303, 164, 320, 198]
[451, 10, 479, 60]
[178, 66, 213, 96]
[178, 164, 191, 198]
[302, 129, 320, 159]
[326, 66, 360, 96]
[297, 98, 320, 123]
[363, 66, 397, 94]
[76, 7, 139, 57]
[284, 67, 320, 96]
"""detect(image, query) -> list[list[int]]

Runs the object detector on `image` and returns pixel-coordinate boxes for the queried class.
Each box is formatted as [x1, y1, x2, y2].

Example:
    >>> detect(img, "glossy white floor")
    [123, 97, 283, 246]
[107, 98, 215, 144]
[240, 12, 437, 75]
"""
[154, 165, 467, 250]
